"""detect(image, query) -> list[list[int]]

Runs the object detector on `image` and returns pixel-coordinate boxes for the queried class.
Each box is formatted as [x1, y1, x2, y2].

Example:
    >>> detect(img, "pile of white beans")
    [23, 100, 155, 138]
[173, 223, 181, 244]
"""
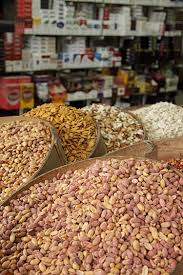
[132, 102, 183, 140]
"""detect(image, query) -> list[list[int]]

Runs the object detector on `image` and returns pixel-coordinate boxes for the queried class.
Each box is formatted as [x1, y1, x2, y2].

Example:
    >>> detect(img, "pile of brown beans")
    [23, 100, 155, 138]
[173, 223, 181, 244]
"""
[0, 158, 183, 275]
[0, 120, 51, 203]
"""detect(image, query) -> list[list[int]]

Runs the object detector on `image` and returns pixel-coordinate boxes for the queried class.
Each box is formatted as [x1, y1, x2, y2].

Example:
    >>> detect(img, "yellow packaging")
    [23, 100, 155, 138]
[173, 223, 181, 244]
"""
[135, 80, 152, 94]
[138, 81, 146, 94]
[20, 83, 34, 109]
[50, 83, 67, 103]
[117, 70, 129, 85]
[33, 17, 42, 27]
[101, 68, 111, 75]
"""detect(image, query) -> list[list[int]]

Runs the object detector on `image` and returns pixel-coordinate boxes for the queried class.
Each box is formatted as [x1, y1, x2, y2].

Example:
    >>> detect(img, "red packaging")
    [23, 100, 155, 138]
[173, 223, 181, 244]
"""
[0, 77, 20, 110]
[18, 76, 32, 84]
[4, 33, 23, 60]
[103, 7, 110, 20]
[16, 0, 32, 32]
[0, 76, 32, 110]
[15, 22, 25, 34]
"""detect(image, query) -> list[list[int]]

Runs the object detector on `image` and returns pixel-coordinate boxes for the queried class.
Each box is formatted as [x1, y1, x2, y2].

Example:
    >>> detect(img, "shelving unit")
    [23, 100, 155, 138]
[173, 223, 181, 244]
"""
[66, 0, 103, 2]
[102, 30, 182, 37]
[104, 0, 183, 7]
[24, 27, 103, 36]
[67, 90, 98, 101]
[5, 60, 121, 73]
[0, 0, 183, 110]
[24, 28, 182, 38]
[0, 20, 14, 33]
[2, 0, 183, 74]
[65, 0, 183, 6]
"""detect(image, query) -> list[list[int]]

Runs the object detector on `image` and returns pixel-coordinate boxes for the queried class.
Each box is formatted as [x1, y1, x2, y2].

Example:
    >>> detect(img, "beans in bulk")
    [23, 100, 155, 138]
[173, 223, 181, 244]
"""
[82, 104, 145, 153]
[25, 103, 97, 162]
[1, 158, 183, 274]
[132, 102, 183, 140]
[0, 120, 51, 203]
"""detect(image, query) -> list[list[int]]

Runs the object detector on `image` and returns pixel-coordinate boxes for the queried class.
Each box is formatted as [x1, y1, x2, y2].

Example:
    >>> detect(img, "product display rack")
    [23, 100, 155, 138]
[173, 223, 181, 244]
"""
[24, 28, 102, 36]
[24, 28, 182, 38]
[104, 0, 183, 7]
[0, 0, 183, 110]
[66, 0, 183, 6]
[66, 0, 103, 2]
[1, 0, 183, 73]
[0, 20, 14, 33]
[5, 63, 120, 73]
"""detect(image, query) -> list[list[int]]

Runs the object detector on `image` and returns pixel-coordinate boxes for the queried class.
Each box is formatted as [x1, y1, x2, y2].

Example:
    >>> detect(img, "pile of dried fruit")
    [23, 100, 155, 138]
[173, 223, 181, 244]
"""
[1, 158, 183, 274]
[0, 120, 51, 203]
[168, 158, 183, 172]
[25, 103, 97, 162]
[83, 104, 145, 153]
[132, 102, 183, 140]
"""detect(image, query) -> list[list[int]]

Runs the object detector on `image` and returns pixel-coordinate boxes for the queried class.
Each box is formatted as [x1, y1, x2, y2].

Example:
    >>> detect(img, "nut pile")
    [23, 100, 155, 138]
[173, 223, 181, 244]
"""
[25, 103, 97, 162]
[82, 104, 145, 153]
[0, 120, 51, 203]
[132, 102, 183, 140]
[168, 158, 183, 172]
[1, 158, 183, 275]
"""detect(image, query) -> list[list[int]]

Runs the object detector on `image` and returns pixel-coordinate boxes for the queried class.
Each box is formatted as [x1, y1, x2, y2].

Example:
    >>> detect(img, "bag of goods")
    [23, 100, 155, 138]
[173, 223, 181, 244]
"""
[0, 117, 65, 204]
[1, 157, 183, 274]
[24, 103, 100, 163]
[83, 104, 145, 153]
[131, 102, 183, 140]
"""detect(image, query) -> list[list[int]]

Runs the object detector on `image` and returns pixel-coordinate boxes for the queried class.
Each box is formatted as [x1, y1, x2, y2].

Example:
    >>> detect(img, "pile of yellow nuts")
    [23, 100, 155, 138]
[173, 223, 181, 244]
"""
[0, 158, 183, 274]
[25, 103, 97, 162]
[0, 120, 51, 203]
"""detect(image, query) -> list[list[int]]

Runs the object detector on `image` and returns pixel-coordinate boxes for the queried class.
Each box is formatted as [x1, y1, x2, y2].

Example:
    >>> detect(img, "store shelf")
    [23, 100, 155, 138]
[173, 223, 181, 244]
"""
[164, 30, 182, 37]
[66, 89, 113, 102]
[25, 27, 182, 37]
[66, 87, 177, 103]
[67, 90, 98, 102]
[104, 0, 183, 7]
[66, 0, 103, 2]
[60, 63, 120, 70]
[5, 60, 58, 73]
[159, 88, 177, 93]
[0, 20, 14, 33]
[56, 0, 183, 5]
[103, 30, 182, 37]
[104, 0, 130, 4]
[24, 27, 102, 36]
[5, 60, 120, 73]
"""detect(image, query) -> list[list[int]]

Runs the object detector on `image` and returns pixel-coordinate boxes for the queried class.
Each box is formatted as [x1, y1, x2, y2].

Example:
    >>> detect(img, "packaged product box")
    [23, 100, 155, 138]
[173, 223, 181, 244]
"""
[20, 83, 34, 109]
[49, 79, 67, 103]
[0, 77, 20, 110]
[0, 76, 32, 110]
